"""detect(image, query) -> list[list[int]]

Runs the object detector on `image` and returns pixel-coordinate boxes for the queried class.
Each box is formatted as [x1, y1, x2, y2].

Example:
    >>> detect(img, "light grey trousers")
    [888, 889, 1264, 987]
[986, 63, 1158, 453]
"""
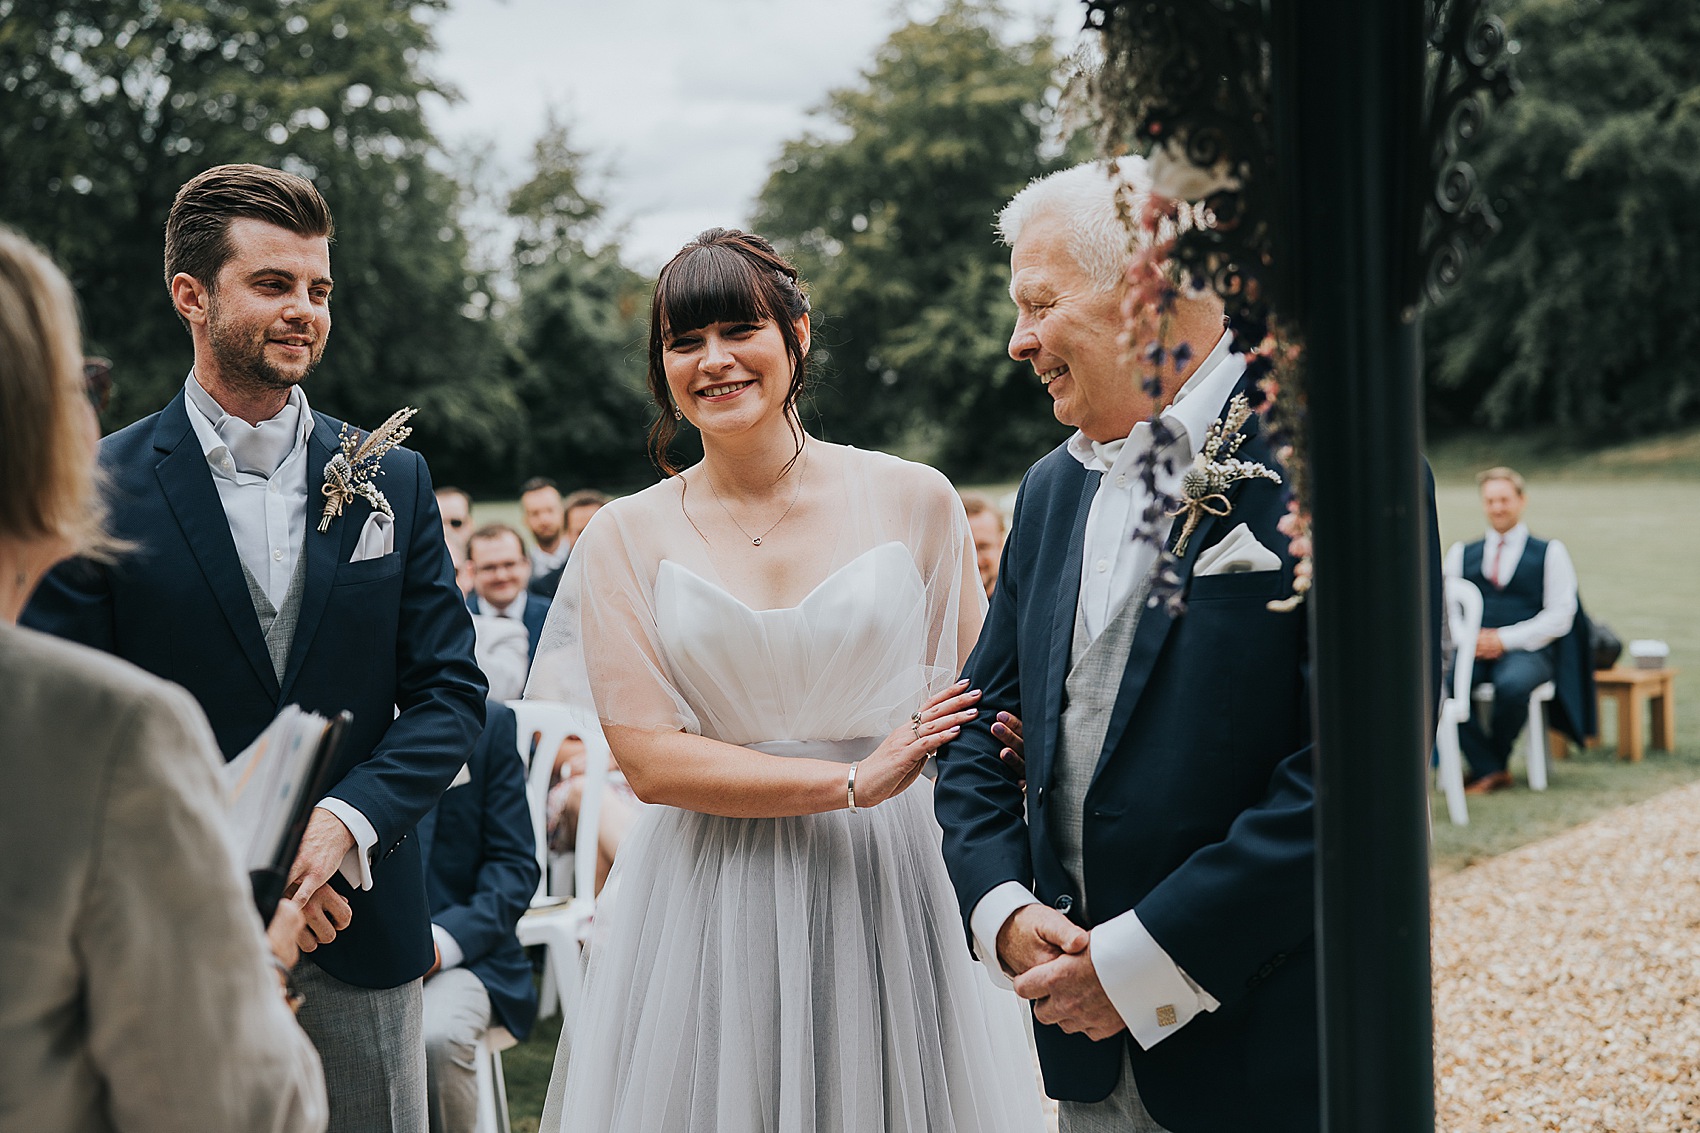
[293, 961, 426, 1133]
[1058, 1048, 1170, 1133]
[423, 967, 494, 1133]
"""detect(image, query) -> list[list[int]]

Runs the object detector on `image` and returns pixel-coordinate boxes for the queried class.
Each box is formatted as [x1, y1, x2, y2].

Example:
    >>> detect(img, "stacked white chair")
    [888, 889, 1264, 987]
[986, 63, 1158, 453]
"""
[506, 699, 609, 1030]
[1435, 577, 1483, 825]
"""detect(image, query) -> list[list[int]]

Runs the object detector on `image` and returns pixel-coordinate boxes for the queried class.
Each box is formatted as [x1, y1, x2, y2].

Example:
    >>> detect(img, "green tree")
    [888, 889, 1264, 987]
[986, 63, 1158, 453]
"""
[0, 0, 508, 485]
[1423, 0, 1700, 438]
[754, 0, 1080, 480]
[499, 117, 658, 492]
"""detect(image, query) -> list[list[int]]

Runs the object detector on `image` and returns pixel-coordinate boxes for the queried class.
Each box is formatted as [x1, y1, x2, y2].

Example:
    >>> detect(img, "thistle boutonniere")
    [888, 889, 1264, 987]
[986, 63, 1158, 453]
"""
[1168, 394, 1281, 557]
[317, 407, 418, 533]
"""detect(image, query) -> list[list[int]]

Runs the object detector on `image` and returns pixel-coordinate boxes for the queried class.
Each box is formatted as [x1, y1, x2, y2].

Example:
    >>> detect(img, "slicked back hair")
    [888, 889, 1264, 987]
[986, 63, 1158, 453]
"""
[164, 164, 333, 324]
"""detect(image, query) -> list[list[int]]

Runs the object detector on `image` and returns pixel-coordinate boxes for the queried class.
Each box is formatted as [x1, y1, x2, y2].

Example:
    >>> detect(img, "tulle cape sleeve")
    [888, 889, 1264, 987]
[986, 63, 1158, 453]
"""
[525, 501, 701, 734]
[524, 450, 986, 738]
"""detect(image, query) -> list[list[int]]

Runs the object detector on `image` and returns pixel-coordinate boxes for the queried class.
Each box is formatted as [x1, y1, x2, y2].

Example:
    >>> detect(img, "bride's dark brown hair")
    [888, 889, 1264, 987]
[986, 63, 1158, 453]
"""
[646, 228, 811, 476]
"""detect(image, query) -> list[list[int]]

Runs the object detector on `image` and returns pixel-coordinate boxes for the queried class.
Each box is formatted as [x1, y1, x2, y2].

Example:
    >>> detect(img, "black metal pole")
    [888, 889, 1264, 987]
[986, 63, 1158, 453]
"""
[1279, 0, 1437, 1128]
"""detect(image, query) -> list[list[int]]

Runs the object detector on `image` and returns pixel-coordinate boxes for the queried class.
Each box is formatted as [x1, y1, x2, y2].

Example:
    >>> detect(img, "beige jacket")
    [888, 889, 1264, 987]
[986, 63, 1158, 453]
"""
[0, 621, 326, 1133]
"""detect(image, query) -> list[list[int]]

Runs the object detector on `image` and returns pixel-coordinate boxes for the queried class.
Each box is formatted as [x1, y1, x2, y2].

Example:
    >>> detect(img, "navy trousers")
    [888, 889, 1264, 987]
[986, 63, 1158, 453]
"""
[1460, 648, 1555, 777]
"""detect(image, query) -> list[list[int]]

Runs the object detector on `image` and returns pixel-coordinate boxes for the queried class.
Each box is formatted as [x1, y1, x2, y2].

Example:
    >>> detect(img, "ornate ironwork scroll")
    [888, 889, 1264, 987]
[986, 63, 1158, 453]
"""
[1419, 0, 1519, 307]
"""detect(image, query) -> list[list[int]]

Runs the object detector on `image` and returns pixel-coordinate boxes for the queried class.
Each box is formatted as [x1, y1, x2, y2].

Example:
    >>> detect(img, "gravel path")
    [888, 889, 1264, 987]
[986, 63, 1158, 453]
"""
[1434, 781, 1700, 1132]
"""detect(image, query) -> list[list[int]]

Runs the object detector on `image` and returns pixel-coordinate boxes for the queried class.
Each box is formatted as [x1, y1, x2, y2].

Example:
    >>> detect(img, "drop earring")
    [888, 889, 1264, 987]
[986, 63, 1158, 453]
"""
[673, 405, 683, 421]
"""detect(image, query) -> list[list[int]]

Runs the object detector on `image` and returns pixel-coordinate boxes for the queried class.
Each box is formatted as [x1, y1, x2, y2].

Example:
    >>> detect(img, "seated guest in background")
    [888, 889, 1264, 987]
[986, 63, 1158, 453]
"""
[436, 486, 474, 596]
[434, 518, 528, 704]
[960, 490, 1007, 598]
[467, 522, 548, 662]
[0, 224, 328, 1133]
[419, 702, 539, 1133]
[519, 477, 569, 580]
[1443, 466, 1583, 793]
[527, 489, 609, 601]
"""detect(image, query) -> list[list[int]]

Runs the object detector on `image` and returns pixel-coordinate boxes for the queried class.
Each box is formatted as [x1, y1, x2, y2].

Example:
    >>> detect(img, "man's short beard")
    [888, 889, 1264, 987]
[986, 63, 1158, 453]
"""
[206, 293, 323, 395]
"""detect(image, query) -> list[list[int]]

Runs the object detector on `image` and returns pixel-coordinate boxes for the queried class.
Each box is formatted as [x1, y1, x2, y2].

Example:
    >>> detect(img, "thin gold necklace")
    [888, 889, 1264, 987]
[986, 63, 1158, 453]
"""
[685, 444, 809, 548]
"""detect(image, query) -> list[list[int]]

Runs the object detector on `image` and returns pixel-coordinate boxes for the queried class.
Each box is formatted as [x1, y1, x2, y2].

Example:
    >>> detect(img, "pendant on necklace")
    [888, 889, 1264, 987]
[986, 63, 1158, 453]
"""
[752, 537, 762, 546]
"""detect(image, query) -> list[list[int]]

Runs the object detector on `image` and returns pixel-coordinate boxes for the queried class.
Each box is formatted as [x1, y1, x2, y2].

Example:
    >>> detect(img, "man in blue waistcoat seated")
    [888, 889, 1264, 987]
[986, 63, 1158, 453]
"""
[419, 703, 540, 1132]
[1443, 466, 1594, 793]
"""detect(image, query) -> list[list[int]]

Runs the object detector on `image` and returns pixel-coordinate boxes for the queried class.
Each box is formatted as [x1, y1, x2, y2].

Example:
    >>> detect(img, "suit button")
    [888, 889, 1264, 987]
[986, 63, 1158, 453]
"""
[1035, 786, 1045, 806]
[1054, 894, 1074, 914]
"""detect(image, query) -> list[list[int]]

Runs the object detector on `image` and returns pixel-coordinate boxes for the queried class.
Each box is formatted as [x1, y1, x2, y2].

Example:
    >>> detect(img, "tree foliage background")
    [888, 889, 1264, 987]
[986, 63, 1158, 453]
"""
[1423, 0, 1700, 439]
[755, 0, 1084, 480]
[1, 0, 1688, 499]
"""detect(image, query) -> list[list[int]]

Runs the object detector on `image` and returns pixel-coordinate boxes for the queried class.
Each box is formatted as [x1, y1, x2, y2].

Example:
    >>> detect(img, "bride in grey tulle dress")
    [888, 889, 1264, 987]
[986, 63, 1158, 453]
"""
[526, 229, 1045, 1133]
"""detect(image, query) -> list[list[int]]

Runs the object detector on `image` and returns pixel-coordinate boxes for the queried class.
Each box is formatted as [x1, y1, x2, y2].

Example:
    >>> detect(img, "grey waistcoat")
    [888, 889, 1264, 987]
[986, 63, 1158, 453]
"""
[1051, 572, 1154, 922]
[239, 550, 309, 684]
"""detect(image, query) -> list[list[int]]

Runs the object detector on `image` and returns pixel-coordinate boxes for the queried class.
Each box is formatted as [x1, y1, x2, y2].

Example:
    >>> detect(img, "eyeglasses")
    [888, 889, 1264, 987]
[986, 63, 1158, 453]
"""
[446, 517, 466, 529]
[84, 357, 113, 414]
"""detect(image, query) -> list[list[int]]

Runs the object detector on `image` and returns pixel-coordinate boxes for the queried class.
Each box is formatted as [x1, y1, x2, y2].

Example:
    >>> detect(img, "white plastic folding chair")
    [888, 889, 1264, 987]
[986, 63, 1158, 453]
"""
[505, 699, 609, 1028]
[1435, 577, 1482, 825]
[472, 1025, 516, 1133]
[1470, 678, 1557, 790]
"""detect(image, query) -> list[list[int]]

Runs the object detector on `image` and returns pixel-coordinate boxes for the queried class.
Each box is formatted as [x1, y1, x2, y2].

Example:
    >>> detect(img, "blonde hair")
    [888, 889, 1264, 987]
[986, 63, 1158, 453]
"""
[1475, 466, 1526, 496]
[0, 226, 112, 555]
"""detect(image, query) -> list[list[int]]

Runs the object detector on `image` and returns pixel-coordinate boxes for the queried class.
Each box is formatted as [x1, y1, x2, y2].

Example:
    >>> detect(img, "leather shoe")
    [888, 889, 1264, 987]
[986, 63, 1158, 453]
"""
[1464, 770, 1513, 795]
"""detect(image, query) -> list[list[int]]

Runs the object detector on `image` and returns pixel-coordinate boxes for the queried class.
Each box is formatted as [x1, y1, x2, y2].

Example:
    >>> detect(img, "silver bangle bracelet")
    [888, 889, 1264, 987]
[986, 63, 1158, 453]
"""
[847, 761, 859, 813]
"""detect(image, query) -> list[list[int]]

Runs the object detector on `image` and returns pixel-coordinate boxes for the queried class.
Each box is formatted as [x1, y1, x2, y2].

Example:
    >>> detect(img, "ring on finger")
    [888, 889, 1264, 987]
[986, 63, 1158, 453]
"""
[911, 710, 924, 740]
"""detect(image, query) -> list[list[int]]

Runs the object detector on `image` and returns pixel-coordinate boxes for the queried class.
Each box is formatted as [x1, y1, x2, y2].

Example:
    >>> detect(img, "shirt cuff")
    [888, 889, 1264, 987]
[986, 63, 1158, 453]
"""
[1091, 910, 1220, 1050]
[969, 882, 1041, 989]
[431, 923, 464, 971]
[315, 797, 376, 892]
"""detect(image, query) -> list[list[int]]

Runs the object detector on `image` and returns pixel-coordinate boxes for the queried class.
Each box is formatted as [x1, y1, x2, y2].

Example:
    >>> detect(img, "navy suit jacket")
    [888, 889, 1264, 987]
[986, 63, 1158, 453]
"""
[23, 390, 487, 989]
[417, 703, 540, 1039]
[467, 592, 548, 663]
[936, 410, 1315, 1131]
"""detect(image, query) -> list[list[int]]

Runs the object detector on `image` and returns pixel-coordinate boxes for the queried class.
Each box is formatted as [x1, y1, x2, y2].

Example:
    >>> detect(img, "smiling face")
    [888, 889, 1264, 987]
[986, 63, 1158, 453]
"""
[469, 528, 529, 610]
[1480, 477, 1526, 534]
[1007, 214, 1141, 444]
[178, 217, 332, 400]
[662, 314, 810, 439]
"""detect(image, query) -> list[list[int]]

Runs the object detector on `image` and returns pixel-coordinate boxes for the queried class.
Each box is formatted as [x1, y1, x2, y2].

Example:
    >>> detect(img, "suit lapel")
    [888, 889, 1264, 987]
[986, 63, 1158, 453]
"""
[1090, 410, 1272, 784]
[280, 413, 360, 699]
[152, 393, 280, 699]
[1039, 469, 1100, 794]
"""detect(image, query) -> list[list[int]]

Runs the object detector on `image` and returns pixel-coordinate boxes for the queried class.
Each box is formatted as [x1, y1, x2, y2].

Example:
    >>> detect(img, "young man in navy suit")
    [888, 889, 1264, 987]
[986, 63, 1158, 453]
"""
[465, 522, 549, 663]
[25, 164, 486, 1132]
[418, 703, 539, 1133]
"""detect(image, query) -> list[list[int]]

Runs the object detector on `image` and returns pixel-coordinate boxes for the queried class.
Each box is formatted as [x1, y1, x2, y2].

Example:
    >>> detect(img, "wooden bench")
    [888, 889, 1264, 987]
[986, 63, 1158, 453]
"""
[1589, 668, 1679, 762]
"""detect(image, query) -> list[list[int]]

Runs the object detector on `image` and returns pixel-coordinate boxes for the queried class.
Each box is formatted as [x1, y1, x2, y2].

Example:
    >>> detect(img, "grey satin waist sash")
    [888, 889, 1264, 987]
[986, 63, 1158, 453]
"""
[748, 736, 936, 780]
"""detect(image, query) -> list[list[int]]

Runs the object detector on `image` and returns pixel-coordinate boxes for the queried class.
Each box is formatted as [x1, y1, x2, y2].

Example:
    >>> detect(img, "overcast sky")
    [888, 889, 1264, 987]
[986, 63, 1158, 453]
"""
[425, 0, 1087, 270]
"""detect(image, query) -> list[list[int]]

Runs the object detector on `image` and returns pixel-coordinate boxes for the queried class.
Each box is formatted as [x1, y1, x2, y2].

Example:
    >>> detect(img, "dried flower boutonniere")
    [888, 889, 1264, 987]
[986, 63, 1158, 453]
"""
[1169, 394, 1282, 556]
[317, 407, 418, 533]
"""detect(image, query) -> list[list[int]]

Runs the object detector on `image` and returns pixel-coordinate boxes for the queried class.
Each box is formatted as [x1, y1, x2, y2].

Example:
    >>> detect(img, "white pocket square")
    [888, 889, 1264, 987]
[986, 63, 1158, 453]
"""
[1195, 523, 1282, 576]
[350, 512, 395, 563]
[448, 762, 472, 789]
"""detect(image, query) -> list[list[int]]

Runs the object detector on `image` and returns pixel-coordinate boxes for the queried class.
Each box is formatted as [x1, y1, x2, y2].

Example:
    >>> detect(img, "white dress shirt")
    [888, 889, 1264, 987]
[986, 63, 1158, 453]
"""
[1442, 523, 1578, 652]
[530, 544, 568, 579]
[183, 374, 378, 891]
[484, 590, 529, 623]
[970, 331, 1244, 1049]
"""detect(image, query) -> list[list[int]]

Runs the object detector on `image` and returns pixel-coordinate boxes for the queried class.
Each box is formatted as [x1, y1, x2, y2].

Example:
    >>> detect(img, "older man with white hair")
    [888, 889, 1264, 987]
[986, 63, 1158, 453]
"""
[935, 159, 1318, 1132]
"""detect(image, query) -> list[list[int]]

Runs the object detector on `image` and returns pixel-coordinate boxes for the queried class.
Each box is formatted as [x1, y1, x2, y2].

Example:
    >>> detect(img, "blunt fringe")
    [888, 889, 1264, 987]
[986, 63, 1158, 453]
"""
[645, 228, 811, 476]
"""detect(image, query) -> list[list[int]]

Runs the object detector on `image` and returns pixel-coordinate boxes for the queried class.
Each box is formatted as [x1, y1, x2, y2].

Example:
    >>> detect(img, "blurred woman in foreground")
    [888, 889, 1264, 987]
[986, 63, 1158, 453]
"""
[0, 225, 327, 1133]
